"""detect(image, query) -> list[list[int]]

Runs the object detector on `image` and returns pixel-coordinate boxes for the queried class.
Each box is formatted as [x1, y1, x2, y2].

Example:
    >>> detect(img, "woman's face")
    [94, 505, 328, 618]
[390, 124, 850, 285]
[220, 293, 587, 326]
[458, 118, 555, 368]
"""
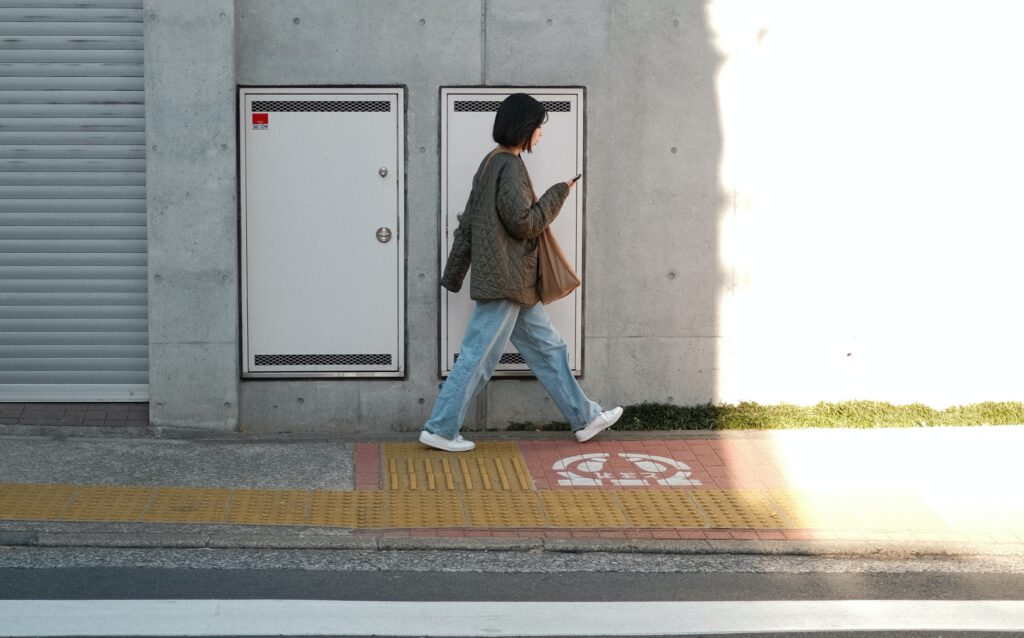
[529, 124, 543, 149]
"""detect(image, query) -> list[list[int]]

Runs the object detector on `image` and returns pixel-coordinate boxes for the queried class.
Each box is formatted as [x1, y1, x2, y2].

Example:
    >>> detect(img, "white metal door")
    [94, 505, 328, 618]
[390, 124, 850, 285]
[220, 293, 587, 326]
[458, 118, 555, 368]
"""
[440, 88, 584, 376]
[240, 88, 404, 377]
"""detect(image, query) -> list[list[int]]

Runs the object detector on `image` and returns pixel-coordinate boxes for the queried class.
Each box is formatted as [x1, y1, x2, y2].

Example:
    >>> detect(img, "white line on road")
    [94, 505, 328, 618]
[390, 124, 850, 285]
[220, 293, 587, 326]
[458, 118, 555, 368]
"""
[1, 599, 1023, 636]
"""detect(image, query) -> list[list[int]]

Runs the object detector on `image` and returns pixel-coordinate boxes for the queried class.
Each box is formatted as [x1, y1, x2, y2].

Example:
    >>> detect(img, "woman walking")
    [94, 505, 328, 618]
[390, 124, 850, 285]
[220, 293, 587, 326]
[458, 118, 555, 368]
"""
[420, 93, 622, 453]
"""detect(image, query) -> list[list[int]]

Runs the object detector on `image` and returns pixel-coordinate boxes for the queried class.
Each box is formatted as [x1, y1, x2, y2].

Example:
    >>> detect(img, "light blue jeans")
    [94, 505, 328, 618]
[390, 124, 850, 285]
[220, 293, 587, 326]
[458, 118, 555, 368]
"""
[424, 299, 602, 440]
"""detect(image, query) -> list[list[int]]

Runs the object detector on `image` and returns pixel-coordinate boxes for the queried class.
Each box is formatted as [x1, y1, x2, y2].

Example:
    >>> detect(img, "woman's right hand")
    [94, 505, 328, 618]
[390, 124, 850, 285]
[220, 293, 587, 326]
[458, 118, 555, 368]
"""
[565, 179, 576, 190]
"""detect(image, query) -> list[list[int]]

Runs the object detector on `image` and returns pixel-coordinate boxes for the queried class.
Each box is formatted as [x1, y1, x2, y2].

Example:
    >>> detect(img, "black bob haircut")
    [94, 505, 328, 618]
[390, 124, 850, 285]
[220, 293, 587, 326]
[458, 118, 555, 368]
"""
[492, 93, 549, 153]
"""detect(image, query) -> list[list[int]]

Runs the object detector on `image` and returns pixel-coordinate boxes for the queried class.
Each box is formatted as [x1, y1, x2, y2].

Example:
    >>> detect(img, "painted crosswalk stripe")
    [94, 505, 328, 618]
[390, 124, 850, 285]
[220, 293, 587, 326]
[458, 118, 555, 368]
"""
[1, 599, 1023, 636]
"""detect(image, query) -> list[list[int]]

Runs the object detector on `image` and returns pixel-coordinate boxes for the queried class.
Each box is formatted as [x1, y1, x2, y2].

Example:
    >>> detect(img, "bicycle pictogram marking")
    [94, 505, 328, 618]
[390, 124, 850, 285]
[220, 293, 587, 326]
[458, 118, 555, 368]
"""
[552, 453, 702, 487]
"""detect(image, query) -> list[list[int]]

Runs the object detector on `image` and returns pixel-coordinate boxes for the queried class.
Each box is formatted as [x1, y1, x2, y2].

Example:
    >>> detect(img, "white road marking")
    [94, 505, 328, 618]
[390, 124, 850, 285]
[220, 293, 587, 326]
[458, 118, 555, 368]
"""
[1, 599, 1023, 636]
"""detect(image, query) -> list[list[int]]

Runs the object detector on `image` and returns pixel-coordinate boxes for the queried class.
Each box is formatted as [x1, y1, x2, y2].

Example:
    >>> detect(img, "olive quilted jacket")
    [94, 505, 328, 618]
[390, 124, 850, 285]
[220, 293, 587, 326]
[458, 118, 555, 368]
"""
[440, 150, 570, 306]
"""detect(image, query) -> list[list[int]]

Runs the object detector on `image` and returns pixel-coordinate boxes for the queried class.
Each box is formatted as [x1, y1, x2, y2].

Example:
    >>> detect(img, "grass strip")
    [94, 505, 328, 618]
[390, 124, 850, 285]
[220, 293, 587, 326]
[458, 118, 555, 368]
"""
[504, 401, 1024, 431]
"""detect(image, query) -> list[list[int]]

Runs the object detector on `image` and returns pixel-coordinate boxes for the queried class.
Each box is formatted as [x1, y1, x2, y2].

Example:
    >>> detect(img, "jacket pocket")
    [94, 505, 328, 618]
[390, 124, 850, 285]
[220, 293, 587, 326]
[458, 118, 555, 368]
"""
[522, 243, 539, 287]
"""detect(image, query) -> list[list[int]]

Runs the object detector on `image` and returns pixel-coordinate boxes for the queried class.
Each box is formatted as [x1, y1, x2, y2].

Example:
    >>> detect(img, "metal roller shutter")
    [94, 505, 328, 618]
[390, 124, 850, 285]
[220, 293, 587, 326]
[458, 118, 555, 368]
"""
[0, 1, 147, 401]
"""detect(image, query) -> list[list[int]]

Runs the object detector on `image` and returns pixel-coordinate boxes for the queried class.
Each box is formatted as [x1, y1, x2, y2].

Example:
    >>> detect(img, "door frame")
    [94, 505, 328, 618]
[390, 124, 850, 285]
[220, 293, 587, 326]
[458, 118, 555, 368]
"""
[237, 85, 406, 379]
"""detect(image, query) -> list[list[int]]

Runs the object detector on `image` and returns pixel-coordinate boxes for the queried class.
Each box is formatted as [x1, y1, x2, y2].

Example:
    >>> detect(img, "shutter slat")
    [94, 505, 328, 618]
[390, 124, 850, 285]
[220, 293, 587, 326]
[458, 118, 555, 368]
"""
[0, 185, 146, 198]
[0, 345, 148, 358]
[0, 212, 145, 226]
[0, 253, 148, 266]
[0, 279, 146, 293]
[0, 266, 147, 279]
[0, 332, 148, 346]
[0, 1, 142, 9]
[0, 76, 142, 91]
[0, 118, 145, 133]
[0, 103, 143, 117]
[0, 131, 144, 145]
[0, 146, 145, 160]
[0, 90, 144, 104]
[0, 50, 141, 64]
[0, 292, 146, 304]
[0, 172, 145, 186]
[0, 372, 148, 384]
[0, 158, 144, 172]
[0, 22, 142, 37]
[0, 318, 147, 331]
[0, 8, 143, 23]
[0, 50, 142, 64]
[0, 225, 146, 238]
[0, 239, 148, 253]
[0, 62, 142, 77]
[0, 359, 148, 373]
[0, 305, 147, 319]
[0, 35, 143, 50]
[0, 202, 144, 216]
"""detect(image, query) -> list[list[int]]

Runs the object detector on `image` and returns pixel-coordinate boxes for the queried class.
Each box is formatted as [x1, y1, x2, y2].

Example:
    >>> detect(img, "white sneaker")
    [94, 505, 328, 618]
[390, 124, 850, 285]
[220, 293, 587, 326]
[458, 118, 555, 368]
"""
[574, 407, 623, 443]
[419, 430, 475, 452]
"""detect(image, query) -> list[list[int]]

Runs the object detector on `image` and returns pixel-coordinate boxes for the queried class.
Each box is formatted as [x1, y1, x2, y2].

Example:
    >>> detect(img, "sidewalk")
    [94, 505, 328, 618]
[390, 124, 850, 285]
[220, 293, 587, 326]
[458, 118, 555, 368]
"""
[1, 426, 1023, 556]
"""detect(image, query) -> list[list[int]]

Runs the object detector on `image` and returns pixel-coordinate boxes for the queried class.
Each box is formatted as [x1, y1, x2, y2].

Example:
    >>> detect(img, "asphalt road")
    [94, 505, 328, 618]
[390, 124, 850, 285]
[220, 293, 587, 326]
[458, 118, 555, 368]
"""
[2, 548, 1024, 636]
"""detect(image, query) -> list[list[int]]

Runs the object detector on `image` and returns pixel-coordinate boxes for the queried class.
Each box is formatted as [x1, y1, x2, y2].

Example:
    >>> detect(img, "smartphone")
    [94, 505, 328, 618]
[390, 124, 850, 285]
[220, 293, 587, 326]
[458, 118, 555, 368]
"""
[571, 173, 582, 183]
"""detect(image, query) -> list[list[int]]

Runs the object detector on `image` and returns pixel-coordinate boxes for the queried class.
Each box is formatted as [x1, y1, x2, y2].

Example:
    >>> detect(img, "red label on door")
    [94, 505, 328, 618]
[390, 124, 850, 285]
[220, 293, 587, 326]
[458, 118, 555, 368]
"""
[252, 113, 269, 130]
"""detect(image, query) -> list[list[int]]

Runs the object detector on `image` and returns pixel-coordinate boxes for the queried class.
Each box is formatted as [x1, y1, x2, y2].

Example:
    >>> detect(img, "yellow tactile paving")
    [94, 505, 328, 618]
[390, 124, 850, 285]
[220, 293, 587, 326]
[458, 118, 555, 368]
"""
[616, 491, 707, 528]
[144, 487, 232, 524]
[382, 442, 533, 492]
[226, 490, 309, 526]
[3, 480, 1018, 533]
[386, 492, 464, 528]
[308, 491, 384, 528]
[60, 485, 152, 523]
[768, 490, 872, 530]
[689, 490, 789, 529]
[0, 483, 75, 521]
[464, 492, 546, 527]
[541, 492, 629, 528]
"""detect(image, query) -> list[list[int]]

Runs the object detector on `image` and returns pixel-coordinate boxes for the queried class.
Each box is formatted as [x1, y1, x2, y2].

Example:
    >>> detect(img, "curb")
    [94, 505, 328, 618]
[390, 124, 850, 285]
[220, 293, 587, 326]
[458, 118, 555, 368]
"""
[2, 524, 1023, 558]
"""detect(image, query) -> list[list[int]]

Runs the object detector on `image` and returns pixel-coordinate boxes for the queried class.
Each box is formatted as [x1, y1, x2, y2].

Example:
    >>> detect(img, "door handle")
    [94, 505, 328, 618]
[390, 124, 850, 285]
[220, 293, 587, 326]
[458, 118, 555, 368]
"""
[376, 227, 393, 243]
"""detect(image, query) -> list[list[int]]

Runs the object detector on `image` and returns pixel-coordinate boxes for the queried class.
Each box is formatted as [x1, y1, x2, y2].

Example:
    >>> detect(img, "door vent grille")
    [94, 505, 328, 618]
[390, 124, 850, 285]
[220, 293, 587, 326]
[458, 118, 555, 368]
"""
[453, 352, 526, 365]
[255, 354, 392, 366]
[251, 100, 391, 113]
[454, 100, 571, 113]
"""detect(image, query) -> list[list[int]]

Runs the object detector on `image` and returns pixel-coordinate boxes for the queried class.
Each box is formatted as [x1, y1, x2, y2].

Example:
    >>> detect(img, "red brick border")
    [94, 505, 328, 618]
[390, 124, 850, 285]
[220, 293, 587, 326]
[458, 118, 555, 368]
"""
[354, 442, 381, 490]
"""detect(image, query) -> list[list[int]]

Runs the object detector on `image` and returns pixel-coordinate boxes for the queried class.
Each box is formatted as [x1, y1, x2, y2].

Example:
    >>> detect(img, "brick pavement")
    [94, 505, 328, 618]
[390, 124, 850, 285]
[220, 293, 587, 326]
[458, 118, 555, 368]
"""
[0, 403, 149, 428]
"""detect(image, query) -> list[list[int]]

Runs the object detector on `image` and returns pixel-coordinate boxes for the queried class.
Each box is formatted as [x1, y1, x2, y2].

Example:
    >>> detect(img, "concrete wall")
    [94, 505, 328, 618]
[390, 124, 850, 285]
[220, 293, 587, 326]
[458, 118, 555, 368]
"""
[144, 0, 1022, 433]
[145, 0, 239, 430]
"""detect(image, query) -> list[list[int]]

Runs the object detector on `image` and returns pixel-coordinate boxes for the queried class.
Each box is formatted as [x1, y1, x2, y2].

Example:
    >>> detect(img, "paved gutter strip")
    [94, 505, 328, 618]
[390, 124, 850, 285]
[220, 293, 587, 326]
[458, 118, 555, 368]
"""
[2, 523, 1023, 557]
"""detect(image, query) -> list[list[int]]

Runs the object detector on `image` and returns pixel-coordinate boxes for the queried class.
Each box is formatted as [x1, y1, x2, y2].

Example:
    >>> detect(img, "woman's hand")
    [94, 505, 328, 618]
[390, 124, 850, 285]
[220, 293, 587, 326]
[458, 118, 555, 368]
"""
[565, 178, 577, 190]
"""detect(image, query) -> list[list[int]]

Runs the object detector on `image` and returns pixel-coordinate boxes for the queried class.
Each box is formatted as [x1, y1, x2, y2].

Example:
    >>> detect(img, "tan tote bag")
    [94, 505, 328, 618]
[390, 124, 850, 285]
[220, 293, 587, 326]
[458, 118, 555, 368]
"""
[536, 226, 580, 304]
